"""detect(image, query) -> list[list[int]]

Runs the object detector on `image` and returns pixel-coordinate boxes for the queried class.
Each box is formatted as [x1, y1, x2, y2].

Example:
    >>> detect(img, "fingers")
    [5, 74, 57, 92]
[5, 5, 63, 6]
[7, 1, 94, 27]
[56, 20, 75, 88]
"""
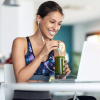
[50, 46, 58, 51]
[46, 40, 59, 48]
[41, 40, 59, 57]
[53, 67, 55, 70]
[63, 64, 71, 76]
[66, 70, 71, 76]
[44, 40, 59, 52]
[46, 40, 58, 44]
[64, 60, 67, 64]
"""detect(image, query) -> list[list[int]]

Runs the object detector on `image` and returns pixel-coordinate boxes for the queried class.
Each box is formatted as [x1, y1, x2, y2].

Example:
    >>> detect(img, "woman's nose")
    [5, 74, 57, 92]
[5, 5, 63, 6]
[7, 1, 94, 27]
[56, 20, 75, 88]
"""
[53, 23, 58, 31]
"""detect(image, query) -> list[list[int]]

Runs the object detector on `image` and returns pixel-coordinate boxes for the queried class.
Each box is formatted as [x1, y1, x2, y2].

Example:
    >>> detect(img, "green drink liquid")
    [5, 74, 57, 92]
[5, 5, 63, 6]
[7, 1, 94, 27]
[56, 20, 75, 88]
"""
[55, 56, 65, 76]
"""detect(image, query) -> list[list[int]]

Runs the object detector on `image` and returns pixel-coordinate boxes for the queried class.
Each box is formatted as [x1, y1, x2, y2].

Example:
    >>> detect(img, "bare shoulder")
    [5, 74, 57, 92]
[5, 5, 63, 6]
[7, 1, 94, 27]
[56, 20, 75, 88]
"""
[12, 37, 26, 46]
[12, 37, 27, 55]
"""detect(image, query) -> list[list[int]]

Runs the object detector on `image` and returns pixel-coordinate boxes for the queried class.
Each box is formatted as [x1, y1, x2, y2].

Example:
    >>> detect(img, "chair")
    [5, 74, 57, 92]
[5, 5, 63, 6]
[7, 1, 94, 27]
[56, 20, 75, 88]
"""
[1, 64, 16, 100]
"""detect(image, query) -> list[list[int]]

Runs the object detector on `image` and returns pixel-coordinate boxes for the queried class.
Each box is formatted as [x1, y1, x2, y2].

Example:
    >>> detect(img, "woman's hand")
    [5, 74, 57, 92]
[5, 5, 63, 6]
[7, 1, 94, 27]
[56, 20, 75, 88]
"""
[64, 60, 71, 77]
[63, 60, 71, 76]
[39, 40, 59, 58]
[53, 60, 71, 79]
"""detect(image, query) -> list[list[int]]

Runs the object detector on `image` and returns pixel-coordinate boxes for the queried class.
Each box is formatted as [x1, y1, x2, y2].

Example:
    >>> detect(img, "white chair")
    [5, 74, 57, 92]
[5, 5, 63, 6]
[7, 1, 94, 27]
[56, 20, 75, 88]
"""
[1, 64, 16, 100]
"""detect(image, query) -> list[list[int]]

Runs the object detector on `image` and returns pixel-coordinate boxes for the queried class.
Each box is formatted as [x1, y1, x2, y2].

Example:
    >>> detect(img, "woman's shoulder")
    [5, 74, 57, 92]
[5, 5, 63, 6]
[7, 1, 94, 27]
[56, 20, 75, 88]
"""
[13, 37, 26, 44]
[12, 37, 27, 49]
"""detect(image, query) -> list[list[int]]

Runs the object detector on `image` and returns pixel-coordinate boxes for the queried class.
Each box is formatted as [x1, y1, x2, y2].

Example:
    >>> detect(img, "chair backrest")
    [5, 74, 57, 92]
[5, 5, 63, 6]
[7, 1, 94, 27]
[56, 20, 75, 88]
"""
[4, 64, 16, 100]
[4, 64, 16, 83]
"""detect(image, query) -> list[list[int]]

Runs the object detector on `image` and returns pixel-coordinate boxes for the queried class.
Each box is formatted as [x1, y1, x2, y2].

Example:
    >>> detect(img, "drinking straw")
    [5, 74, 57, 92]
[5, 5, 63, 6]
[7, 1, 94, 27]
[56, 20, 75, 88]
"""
[58, 48, 60, 56]
[56, 40, 60, 56]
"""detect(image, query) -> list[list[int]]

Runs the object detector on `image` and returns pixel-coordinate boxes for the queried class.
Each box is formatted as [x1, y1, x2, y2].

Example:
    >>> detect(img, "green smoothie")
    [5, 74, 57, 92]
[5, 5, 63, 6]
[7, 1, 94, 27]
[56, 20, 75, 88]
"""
[55, 56, 65, 75]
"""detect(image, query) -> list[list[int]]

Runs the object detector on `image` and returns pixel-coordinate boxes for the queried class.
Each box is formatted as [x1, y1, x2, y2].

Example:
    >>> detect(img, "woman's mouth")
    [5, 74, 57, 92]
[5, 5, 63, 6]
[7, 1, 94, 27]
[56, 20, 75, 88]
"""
[48, 30, 55, 36]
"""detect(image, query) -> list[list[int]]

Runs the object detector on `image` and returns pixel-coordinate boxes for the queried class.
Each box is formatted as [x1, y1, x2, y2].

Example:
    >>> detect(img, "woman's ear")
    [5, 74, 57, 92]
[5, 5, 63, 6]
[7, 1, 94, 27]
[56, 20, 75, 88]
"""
[36, 15, 42, 24]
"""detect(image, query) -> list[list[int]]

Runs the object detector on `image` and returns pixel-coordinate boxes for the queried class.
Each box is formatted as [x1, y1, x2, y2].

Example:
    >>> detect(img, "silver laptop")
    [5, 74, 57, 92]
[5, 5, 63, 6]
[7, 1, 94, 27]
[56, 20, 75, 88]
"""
[51, 41, 100, 83]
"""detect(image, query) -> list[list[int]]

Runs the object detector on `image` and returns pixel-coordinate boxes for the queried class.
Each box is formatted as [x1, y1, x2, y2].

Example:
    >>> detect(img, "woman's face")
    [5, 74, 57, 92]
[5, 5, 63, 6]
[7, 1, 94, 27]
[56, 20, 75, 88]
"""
[39, 11, 63, 40]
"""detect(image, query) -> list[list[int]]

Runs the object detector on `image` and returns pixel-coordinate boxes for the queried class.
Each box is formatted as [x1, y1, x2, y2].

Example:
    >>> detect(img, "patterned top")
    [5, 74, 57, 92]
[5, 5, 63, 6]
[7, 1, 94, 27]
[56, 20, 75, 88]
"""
[25, 37, 55, 81]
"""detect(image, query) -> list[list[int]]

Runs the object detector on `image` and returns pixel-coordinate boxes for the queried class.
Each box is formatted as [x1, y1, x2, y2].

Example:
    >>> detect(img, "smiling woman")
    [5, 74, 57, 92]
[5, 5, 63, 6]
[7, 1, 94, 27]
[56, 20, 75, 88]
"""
[36, 11, 62, 38]
[11, 1, 96, 100]
[12, 1, 69, 100]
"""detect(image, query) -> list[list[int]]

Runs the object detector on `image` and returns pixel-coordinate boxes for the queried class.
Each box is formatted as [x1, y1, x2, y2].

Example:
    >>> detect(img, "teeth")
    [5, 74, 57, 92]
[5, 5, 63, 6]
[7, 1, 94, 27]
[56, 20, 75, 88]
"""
[49, 31, 55, 34]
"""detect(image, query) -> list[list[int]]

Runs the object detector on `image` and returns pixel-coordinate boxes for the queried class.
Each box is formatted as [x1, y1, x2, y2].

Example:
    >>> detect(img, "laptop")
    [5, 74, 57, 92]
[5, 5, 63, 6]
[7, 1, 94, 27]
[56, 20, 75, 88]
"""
[51, 41, 100, 83]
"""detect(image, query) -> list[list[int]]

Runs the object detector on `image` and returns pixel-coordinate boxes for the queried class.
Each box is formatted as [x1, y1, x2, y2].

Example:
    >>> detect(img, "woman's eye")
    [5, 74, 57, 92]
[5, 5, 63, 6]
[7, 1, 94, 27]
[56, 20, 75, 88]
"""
[50, 21, 54, 23]
[58, 23, 61, 25]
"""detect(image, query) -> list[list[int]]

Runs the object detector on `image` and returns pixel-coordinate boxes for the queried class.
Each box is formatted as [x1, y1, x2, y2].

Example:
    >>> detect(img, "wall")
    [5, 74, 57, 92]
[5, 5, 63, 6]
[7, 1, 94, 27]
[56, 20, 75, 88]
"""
[72, 18, 100, 53]
[0, 0, 3, 54]
[1, 6, 19, 59]
[72, 24, 86, 52]
[0, 0, 35, 59]
[86, 19, 100, 33]
[18, 0, 35, 37]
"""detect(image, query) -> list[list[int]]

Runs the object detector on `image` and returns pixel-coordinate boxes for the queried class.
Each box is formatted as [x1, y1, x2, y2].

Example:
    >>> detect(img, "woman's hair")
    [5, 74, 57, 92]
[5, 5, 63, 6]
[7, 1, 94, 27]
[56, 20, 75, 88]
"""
[36, 1, 64, 18]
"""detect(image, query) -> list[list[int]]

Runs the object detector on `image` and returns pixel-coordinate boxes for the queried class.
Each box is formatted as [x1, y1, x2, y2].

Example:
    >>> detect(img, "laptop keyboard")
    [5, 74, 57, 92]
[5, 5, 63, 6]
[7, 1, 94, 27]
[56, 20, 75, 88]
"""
[51, 79, 76, 83]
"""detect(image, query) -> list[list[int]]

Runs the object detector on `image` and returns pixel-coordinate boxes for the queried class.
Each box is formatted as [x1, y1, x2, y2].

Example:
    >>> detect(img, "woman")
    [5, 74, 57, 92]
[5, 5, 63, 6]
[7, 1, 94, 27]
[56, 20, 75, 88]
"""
[12, 1, 97, 100]
[12, 1, 70, 100]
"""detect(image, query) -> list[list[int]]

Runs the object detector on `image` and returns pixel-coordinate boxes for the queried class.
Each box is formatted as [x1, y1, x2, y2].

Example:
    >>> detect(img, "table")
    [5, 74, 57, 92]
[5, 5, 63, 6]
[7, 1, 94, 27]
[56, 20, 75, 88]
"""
[3, 82, 100, 92]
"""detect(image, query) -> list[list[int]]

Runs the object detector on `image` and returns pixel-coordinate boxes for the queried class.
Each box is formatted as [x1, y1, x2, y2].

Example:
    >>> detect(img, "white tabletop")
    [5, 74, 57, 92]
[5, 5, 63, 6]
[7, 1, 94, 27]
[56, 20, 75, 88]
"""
[3, 82, 100, 92]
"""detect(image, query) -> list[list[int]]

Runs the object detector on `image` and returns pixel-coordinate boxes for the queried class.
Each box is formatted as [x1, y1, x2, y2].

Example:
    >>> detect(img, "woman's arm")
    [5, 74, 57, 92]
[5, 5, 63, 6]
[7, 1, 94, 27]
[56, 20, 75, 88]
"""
[12, 38, 43, 83]
[12, 38, 58, 83]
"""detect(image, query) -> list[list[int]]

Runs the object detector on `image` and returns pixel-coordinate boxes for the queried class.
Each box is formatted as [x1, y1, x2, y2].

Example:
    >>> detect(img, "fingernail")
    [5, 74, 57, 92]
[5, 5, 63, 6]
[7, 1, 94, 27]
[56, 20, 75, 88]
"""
[63, 70, 66, 73]
[63, 67, 65, 71]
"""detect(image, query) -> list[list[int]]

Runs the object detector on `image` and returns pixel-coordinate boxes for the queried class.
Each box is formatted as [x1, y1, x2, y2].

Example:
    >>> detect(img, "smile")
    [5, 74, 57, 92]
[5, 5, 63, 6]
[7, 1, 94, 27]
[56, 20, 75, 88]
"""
[48, 31, 55, 36]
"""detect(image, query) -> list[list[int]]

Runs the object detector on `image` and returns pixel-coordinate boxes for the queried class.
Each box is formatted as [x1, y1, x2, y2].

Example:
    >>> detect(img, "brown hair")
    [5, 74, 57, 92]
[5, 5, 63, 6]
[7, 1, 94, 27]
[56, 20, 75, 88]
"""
[36, 1, 64, 18]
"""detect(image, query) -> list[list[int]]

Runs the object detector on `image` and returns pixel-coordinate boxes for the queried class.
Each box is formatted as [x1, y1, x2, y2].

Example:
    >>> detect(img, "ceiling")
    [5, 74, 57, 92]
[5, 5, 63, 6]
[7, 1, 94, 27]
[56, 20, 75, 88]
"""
[34, 0, 100, 25]
[1, 0, 100, 25]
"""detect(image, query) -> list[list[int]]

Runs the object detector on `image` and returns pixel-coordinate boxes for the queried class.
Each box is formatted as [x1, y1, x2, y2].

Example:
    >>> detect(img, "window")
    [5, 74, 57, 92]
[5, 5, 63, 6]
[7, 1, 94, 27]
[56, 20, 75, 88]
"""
[86, 33, 100, 42]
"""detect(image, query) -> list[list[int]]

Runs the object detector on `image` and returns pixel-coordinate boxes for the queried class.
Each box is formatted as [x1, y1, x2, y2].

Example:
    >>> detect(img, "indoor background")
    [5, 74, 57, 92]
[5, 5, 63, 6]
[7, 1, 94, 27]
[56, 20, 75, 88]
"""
[0, 0, 100, 99]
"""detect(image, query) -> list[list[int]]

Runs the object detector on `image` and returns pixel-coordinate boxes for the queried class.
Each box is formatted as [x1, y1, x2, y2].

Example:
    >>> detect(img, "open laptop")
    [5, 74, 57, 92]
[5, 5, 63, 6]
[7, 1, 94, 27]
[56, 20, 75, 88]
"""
[51, 41, 100, 83]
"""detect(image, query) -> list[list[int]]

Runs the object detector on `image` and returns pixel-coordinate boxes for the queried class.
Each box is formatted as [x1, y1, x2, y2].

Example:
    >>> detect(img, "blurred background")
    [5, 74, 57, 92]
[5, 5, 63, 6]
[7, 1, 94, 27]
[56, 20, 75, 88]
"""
[1, 0, 100, 99]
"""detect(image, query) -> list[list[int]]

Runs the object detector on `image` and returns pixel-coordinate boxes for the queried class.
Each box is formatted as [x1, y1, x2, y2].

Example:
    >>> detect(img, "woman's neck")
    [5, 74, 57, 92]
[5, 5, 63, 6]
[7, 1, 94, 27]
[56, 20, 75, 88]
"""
[33, 29, 50, 47]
